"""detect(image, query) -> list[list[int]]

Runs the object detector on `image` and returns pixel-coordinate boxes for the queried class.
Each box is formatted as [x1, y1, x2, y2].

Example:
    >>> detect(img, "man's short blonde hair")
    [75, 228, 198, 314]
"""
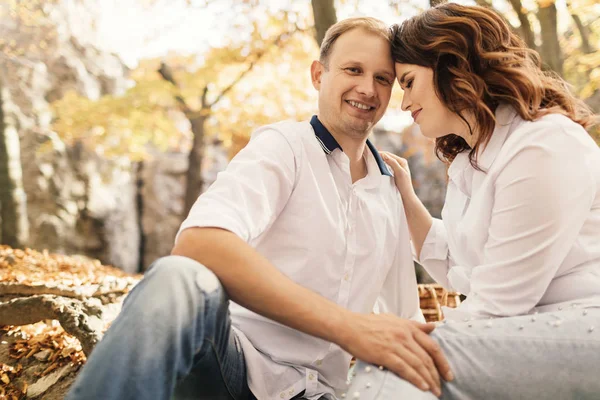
[319, 17, 392, 68]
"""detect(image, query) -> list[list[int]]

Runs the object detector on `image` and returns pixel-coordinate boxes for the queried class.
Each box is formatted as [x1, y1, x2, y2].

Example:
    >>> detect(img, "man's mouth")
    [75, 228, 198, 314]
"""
[346, 100, 376, 111]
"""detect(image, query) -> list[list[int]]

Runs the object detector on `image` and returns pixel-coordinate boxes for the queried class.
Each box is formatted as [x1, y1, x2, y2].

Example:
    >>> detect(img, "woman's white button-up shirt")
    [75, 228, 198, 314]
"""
[419, 104, 600, 321]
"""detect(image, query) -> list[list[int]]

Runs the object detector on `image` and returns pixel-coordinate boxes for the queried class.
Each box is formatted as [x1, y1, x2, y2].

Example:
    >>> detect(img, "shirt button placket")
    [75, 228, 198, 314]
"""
[305, 368, 318, 396]
[341, 189, 357, 307]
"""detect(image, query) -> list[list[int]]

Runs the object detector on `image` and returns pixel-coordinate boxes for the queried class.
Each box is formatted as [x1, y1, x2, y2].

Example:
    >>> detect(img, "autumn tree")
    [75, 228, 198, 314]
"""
[158, 22, 311, 214]
[52, 10, 318, 217]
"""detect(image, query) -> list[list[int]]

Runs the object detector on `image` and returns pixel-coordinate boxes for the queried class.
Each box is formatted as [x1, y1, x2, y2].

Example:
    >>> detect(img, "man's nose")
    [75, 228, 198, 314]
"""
[356, 75, 376, 97]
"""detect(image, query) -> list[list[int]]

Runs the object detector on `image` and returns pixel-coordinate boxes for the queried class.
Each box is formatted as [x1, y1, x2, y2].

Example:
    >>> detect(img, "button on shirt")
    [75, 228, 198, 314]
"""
[177, 116, 423, 400]
[419, 104, 600, 320]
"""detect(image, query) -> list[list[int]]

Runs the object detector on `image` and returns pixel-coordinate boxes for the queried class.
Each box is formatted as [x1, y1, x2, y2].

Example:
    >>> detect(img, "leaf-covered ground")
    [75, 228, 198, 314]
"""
[0, 246, 141, 399]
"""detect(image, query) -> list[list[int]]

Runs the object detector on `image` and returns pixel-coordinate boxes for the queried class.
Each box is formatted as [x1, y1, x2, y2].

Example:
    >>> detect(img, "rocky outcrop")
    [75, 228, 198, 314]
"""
[0, 0, 239, 273]
[0, 1, 141, 272]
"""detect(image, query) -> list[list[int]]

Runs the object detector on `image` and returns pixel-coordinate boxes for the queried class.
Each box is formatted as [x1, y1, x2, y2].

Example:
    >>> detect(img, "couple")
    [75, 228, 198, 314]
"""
[67, 3, 600, 400]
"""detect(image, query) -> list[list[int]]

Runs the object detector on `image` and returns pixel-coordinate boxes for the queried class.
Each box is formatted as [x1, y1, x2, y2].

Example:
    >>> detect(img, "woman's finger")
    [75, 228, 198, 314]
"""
[381, 153, 403, 173]
[381, 152, 409, 172]
[381, 151, 408, 165]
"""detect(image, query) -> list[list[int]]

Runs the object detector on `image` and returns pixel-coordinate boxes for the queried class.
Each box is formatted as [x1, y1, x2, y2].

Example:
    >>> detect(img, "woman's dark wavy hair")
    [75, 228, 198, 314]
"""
[391, 2, 597, 166]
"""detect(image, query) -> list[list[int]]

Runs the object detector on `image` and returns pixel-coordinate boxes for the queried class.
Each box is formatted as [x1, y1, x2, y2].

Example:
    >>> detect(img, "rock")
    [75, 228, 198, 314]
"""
[32, 349, 51, 361]
[140, 151, 187, 269]
[26, 364, 75, 398]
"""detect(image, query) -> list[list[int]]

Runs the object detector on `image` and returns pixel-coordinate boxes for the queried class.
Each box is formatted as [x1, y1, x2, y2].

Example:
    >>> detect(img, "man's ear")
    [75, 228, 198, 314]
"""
[311, 60, 324, 90]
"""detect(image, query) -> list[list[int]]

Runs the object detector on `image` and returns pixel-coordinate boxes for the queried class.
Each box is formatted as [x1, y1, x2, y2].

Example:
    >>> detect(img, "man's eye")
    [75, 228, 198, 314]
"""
[377, 76, 392, 85]
[345, 67, 360, 74]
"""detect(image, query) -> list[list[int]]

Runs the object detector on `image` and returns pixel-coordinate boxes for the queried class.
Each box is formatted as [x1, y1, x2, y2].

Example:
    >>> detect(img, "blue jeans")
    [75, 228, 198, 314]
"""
[347, 308, 600, 399]
[66, 256, 254, 400]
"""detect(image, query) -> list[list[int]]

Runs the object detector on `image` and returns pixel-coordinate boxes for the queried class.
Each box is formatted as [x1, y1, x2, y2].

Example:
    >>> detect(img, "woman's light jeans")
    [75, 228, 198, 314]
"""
[347, 308, 600, 399]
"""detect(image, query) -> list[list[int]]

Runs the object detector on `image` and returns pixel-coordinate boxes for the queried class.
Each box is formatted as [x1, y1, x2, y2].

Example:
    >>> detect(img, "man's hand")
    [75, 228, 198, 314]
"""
[339, 313, 453, 397]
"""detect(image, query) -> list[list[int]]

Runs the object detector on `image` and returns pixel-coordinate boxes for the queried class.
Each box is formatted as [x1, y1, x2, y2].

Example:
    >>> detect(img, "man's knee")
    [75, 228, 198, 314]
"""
[146, 255, 223, 296]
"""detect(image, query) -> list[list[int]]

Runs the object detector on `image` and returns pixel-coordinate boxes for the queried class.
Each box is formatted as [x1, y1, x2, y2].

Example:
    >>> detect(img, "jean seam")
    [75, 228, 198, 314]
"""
[205, 336, 246, 400]
[371, 367, 389, 399]
[435, 330, 600, 344]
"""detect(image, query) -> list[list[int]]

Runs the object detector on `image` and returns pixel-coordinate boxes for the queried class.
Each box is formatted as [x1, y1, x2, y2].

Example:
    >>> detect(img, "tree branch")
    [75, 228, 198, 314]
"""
[200, 86, 209, 109]
[0, 277, 137, 300]
[0, 295, 104, 356]
[208, 26, 306, 108]
[157, 62, 193, 115]
[507, 0, 537, 50]
[570, 13, 594, 54]
[0, 283, 96, 299]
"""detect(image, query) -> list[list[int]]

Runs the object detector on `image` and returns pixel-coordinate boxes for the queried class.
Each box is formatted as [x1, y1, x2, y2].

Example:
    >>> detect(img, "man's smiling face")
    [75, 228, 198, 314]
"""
[312, 28, 395, 139]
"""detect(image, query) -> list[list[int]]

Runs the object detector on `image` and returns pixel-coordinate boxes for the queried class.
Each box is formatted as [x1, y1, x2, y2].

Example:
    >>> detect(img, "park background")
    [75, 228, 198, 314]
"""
[0, 0, 598, 398]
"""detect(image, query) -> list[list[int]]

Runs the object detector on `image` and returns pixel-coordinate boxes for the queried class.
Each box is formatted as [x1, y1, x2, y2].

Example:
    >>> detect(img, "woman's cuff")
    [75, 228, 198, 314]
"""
[418, 218, 448, 262]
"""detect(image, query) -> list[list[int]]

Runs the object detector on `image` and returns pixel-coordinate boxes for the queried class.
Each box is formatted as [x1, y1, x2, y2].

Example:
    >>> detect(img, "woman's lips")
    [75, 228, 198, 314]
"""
[412, 109, 422, 121]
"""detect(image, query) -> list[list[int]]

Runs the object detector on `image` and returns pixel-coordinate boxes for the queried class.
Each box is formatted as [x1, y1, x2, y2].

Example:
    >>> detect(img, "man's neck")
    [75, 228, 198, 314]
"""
[317, 115, 370, 183]
[331, 130, 369, 184]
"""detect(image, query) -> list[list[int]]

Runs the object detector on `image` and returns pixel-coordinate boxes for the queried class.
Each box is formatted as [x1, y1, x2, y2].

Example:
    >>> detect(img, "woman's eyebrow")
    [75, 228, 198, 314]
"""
[398, 71, 410, 84]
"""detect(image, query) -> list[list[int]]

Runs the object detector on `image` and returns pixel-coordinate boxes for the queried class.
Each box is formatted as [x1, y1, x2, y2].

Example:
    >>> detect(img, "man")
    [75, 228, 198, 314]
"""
[66, 17, 452, 400]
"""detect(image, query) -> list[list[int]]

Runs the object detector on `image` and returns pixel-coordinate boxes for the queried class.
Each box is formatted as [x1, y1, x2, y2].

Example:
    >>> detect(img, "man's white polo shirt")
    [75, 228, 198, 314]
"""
[177, 116, 423, 400]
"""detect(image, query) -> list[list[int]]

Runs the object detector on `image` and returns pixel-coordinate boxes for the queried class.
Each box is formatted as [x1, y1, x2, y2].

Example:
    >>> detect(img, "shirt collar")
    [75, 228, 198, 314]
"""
[477, 104, 518, 171]
[310, 115, 392, 176]
[448, 103, 518, 183]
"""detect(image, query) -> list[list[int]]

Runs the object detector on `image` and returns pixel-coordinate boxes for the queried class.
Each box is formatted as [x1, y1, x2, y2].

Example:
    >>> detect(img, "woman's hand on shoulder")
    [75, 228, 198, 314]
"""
[381, 152, 416, 198]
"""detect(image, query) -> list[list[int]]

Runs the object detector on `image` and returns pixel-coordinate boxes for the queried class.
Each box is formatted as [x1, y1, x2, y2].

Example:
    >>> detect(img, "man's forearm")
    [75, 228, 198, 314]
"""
[171, 227, 353, 347]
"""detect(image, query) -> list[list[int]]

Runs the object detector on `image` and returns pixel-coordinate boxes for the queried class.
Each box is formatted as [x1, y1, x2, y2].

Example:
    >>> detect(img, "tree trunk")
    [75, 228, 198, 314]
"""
[0, 79, 29, 247]
[508, 0, 537, 50]
[473, 0, 522, 38]
[537, 0, 563, 76]
[571, 13, 593, 54]
[311, 0, 337, 47]
[183, 113, 208, 217]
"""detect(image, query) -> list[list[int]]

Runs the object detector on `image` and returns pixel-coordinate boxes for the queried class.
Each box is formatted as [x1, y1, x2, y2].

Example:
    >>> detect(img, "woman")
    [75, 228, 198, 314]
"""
[346, 3, 600, 399]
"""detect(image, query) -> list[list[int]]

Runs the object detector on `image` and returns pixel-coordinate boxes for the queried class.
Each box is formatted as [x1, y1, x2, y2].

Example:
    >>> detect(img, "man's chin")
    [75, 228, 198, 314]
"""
[343, 118, 375, 135]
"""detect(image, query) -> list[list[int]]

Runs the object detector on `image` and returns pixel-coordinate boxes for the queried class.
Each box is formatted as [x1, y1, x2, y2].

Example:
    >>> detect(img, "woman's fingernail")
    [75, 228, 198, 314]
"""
[447, 371, 454, 381]
[421, 382, 430, 391]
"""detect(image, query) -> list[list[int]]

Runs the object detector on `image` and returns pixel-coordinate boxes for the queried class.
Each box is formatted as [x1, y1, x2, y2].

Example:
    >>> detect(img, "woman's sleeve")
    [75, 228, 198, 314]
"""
[417, 218, 456, 289]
